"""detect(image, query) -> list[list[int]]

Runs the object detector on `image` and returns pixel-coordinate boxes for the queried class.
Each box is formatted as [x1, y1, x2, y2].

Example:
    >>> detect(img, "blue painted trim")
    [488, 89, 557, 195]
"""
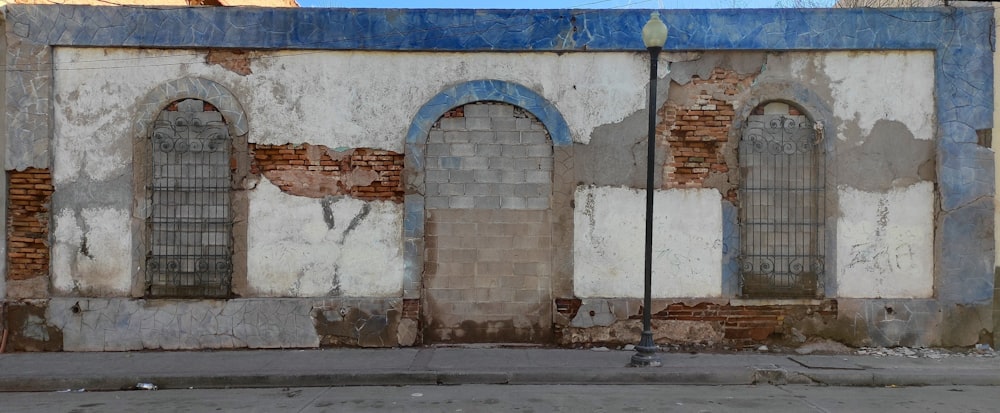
[405, 79, 572, 146]
[4, 6, 989, 52]
[720, 200, 740, 298]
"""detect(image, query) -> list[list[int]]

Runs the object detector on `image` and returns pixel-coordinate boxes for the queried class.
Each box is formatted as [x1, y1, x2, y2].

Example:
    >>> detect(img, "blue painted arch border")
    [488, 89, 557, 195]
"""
[400, 79, 572, 299]
[405, 79, 572, 147]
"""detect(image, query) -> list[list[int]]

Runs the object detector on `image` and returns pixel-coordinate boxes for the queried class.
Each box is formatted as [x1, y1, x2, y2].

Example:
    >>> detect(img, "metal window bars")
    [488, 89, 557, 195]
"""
[739, 114, 825, 298]
[146, 99, 233, 298]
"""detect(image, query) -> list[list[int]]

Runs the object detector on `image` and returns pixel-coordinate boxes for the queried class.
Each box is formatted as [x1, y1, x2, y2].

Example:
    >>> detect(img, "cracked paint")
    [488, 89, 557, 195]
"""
[247, 179, 403, 297]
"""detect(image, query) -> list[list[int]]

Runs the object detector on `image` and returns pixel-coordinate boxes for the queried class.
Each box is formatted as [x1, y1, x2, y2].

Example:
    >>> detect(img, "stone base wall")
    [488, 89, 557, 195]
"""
[2, 297, 418, 351]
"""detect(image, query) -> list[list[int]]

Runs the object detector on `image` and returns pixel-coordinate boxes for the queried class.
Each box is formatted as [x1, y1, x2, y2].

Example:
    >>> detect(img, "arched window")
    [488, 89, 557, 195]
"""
[146, 99, 233, 297]
[739, 102, 825, 298]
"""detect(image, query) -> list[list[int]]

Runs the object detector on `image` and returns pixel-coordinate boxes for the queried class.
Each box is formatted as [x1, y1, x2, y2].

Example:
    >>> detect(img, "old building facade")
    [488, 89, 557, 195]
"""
[0, 5, 994, 351]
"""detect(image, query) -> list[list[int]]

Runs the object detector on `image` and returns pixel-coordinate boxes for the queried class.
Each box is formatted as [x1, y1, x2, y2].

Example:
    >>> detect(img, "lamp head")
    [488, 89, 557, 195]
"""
[641, 11, 668, 50]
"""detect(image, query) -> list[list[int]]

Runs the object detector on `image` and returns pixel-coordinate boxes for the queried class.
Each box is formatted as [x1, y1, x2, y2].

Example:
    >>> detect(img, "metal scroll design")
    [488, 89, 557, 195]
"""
[739, 114, 825, 298]
[741, 115, 817, 156]
[146, 99, 233, 298]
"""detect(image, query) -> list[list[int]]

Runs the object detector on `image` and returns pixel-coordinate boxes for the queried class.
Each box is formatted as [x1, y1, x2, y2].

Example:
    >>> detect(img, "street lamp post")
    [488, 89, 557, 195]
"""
[631, 11, 667, 368]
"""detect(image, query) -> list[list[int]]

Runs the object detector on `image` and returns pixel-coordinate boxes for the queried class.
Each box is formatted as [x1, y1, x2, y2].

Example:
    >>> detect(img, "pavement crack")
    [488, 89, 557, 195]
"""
[295, 386, 332, 413]
[775, 385, 833, 413]
[408, 348, 434, 371]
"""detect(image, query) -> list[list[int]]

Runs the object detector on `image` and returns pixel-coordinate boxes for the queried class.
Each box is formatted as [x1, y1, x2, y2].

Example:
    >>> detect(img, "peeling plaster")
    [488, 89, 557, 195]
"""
[792, 51, 935, 143]
[55, 48, 655, 151]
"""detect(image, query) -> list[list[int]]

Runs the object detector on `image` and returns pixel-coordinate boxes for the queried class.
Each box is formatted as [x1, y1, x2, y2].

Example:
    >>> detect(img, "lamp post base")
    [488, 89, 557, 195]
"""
[629, 331, 662, 367]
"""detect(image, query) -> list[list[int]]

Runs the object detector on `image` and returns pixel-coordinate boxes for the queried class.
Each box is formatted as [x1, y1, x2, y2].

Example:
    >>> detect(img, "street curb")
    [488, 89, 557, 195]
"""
[2, 368, 998, 392]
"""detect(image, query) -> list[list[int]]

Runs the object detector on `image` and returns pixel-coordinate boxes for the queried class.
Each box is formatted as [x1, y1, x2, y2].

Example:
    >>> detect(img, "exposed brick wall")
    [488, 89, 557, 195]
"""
[555, 298, 582, 319]
[402, 298, 420, 320]
[7, 168, 53, 281]
[250, 144, 403, 202]
[645, 301, 838, 342]
[661, 68, 754, 201]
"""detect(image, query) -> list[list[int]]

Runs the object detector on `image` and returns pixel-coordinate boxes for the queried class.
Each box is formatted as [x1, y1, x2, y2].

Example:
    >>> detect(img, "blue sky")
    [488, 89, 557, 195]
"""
[297, 0, 833, 9]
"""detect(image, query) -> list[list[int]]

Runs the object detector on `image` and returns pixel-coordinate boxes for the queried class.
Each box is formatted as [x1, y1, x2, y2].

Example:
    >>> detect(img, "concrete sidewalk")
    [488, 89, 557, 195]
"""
[0, 347, 998, 392]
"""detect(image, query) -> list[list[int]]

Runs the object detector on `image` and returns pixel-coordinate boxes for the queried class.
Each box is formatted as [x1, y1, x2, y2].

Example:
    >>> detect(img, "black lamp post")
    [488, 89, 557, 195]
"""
[631, 11, 667, 368]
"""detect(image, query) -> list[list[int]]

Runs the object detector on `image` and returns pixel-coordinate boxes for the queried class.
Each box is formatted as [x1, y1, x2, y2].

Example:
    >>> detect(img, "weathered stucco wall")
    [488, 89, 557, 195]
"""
[53, 48, 656, 152]
[51, 208, 132, 295]
[573, 186, 722, 298]
[4, 6, 993, 350]
[247, 179, 403, 297]
[836, 182, 935, 298]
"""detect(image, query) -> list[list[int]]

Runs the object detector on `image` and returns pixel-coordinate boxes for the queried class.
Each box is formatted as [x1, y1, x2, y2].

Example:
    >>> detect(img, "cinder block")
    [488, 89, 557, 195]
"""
[489, 157, 515, 170]
[425, 183, 440, 196]
[432, 262, 476, 278]
[476, 144, 502, 157]
[449, 170, 475, 183]
[502, 145, 526, 157]
[477, 248, 504, 262]
[450, 196, 475, 209]
[439, 249, 478, 263]
[427, 170, 451, 182]
[513, 262, 544, 276]
[525, 144, 552, 157]
[465, 183, 492, 196]
[451, 143, 477, 156]
[526, 196, 550, 209]
[465, 104, 492, 117]
[491, 117, 517, 131]
[525, 170, 552, 184]
[474, 170, 503, 183]
[500, 196, 527, 209]
[521, 131, 549, 144]
[440, 118, 466, 130]
[428, 130, 445, 143]
[477, 235, 514, 249]
[444, 131, 468, 143]
[515, 184, 545, 197]
[427, 143, 450, 156]
[496, 132, 521, 145]
[479, 261, 514, 276]
[493, 184, 517, 196]
[489, 104, 515, 117]
[514, 289, 541, 303]
[515, 118, 534, 131]
[461, 156, 489, 170]
[438, 156, 462, 170]
[474, 196, 501, 209]
[501, 171, 525, 184]
[467, 117, 492, 131]
[438, 183, 465, 196]
[487, 288, 516, 302]
[470, 131, 497, 143]
[515, 158, 542, 170]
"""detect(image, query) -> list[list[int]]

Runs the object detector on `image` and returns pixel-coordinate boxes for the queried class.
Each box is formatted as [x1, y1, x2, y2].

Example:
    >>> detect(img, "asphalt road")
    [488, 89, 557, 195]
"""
[0, 384, 995, 412]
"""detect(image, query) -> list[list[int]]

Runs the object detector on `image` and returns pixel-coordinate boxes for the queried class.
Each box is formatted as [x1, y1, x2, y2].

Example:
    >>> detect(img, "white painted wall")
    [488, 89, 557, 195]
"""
[51, 207, 132, 295]
[574, 186, 723, 298]
[784, 51, 935, 142]
[836, 182, 935, 298]
[247, 178, 404, 297]
[52, 48, 658, 155]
